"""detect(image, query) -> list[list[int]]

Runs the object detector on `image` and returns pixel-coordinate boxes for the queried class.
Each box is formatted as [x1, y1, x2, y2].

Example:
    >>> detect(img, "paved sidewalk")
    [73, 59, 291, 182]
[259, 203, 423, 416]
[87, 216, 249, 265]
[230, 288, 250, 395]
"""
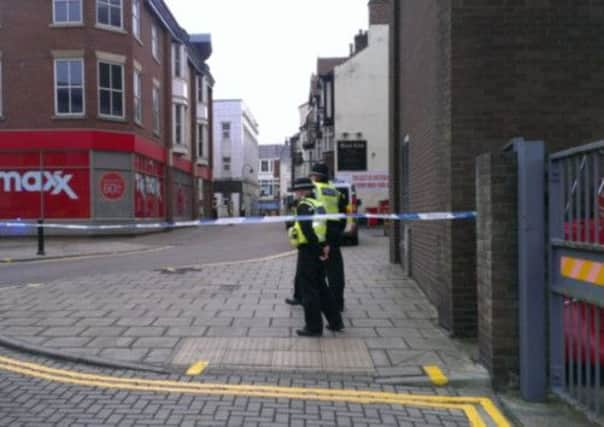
[0, 237, 155, 263]
[0, 231, 483, 383]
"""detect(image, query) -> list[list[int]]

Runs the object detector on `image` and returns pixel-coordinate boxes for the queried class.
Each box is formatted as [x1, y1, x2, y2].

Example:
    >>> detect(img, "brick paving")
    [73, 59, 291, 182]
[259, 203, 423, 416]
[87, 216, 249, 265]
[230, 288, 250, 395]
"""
[0, 229, 502, 426]
[0, 348, 471, 427]
[0, 231, 482, 380]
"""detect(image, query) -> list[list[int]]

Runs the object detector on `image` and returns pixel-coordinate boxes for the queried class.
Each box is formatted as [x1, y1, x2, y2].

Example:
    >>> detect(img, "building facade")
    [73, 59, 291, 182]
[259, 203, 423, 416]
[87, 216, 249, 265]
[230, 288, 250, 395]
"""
[0, 0, 214, 228]
[212, 99, 259, 217]
[333, 8, 390, 210]
[389, 0, 604, 337]
[294, 0, 391, 211]
[256, 144, 284, 215]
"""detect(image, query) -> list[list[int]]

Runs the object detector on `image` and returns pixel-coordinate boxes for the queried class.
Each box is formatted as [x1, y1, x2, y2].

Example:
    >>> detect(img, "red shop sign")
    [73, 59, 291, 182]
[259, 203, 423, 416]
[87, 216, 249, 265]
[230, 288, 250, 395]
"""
[100, 172, 126, 201]
[0, 151, 90, 220]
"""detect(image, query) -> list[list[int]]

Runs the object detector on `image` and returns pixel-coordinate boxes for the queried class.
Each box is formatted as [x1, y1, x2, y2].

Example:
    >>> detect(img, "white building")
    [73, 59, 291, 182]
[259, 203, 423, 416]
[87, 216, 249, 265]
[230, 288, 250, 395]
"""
[333, 7, 390, 210]
[257, 144, 285, 215]
[212, 100, 260, 217]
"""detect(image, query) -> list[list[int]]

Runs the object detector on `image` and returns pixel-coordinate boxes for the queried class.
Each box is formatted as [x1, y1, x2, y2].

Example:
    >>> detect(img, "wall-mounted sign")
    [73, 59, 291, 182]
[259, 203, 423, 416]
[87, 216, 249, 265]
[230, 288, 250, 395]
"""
[337, 171, 389, 193]
[100, 172, 126, 201]
[337, 140, 367, 171]
[0, 151, 90, 219]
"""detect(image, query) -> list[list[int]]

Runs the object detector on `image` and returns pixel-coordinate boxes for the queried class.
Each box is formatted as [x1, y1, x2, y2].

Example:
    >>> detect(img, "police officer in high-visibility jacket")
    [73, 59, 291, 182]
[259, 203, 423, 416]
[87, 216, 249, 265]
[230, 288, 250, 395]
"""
[309, 163, 347, 312]
[288, 177, 343, 337]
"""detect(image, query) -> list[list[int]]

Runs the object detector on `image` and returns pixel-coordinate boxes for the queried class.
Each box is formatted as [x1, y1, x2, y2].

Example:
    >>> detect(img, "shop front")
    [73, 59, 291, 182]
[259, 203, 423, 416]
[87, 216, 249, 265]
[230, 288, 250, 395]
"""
[0, 131, 198, 233]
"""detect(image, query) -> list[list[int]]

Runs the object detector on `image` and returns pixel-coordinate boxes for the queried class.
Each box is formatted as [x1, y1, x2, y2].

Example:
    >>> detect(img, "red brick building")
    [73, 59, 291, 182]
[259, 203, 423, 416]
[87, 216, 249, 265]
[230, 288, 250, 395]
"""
[389, 0, 604, 337]
[0, 0, 214, 226]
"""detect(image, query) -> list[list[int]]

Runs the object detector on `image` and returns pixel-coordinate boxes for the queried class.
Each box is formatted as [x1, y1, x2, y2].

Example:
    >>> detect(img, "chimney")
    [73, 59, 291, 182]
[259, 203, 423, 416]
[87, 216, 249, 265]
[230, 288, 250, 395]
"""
[354, 30, 368, 54]
[190, 33, 213, 61]
[368, 0, 392, 26]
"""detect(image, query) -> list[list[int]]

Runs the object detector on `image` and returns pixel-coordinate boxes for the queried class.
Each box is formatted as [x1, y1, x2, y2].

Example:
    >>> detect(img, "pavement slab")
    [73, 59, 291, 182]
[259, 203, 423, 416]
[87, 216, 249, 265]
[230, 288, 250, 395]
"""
[0, 232, 484, 381]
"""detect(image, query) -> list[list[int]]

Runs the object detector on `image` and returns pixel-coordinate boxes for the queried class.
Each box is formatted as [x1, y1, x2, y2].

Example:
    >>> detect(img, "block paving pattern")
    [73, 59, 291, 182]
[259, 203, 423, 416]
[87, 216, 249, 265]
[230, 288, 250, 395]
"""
[0, 348, 470, 427]
[0, 233, 476, 378]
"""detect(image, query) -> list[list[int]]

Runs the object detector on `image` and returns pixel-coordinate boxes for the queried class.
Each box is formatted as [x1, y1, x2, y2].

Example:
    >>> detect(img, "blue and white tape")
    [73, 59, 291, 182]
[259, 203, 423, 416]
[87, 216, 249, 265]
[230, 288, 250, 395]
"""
[0, 211, 476, 231]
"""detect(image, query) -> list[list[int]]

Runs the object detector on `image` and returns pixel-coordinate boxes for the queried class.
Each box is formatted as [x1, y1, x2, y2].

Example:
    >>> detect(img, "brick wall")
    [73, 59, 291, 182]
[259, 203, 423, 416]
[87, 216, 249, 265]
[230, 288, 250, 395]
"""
[400, 0, 455, 331]
[396, 0, 604, 337]
[476, 152, 519, 389]
[0, 0, 171, 146]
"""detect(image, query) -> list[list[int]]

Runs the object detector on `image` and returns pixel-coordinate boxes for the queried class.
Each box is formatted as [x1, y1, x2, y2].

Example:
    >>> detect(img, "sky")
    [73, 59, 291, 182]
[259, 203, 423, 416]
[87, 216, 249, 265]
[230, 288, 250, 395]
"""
[164, 0, 369, 145]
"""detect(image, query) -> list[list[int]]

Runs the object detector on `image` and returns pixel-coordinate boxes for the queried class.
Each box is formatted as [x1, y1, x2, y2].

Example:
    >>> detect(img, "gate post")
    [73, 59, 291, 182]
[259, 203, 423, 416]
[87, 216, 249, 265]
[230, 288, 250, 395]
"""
[548, 159, 565, 390]
[504, 138, 547, 402]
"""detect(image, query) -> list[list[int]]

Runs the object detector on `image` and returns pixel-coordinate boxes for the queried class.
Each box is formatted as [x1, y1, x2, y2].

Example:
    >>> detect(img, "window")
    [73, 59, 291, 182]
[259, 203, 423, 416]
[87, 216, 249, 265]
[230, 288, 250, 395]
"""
[133, 70, 142, 124]
[261, 160, 270, 173]
[223, 157, 231, 172]
[173, 44, 181, 78]
[197, 123, 207, 159]
[97, 0, 122, 29]
[260, 181, 273, 197]
[197, 76, 203, 103]
[54, 58, 84, 115]
[151, 25, 159, 61]
[222, 122, 231, 139]
[98, 62, 124, 118]
[132, 0, 141, 40]
[53, 0, 82, 24]
[152, 84, 160, 135]
[174, 104, 184, 145]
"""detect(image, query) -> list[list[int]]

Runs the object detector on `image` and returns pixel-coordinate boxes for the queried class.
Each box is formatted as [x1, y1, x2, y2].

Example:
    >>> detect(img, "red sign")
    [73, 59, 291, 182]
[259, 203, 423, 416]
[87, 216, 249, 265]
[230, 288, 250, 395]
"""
[100, 172, 126, 201]
[0, 151, 90, 219]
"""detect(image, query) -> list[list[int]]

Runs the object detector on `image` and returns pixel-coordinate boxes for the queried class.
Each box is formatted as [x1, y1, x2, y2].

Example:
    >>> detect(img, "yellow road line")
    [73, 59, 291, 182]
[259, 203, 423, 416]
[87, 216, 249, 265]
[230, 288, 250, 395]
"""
[0, 355, 510, 427]
[423, 365, 449, 386]
[186, 360, 208, 376]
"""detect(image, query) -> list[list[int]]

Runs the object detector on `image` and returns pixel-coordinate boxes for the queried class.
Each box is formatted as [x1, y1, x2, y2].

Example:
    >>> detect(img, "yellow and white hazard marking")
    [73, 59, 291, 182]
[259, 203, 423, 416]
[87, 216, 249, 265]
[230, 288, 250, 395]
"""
[423, 365, 449, 386]
[185, 360, 208, 376]
[561, 256, 604, 287]
[0, 355, 511, 427]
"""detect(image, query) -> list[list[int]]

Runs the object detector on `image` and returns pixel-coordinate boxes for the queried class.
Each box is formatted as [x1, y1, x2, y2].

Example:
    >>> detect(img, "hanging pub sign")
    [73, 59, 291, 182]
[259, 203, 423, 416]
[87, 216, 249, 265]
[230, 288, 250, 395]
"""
[337, 140, 367, 171]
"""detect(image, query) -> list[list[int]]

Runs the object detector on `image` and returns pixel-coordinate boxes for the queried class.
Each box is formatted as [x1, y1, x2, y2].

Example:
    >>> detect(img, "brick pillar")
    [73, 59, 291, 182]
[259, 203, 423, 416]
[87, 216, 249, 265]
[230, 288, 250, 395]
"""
[476, 152, 519, 389]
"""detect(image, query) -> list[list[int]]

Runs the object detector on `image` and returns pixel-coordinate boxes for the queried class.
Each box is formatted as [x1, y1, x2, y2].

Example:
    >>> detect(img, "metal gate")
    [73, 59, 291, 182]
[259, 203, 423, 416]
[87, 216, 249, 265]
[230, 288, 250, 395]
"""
[549, 141, 604, 419]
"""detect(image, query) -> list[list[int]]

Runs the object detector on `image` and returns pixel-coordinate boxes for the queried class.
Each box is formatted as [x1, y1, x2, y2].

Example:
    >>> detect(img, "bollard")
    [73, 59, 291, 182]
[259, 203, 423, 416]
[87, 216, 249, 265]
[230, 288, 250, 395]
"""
[37, 219, 45, 256]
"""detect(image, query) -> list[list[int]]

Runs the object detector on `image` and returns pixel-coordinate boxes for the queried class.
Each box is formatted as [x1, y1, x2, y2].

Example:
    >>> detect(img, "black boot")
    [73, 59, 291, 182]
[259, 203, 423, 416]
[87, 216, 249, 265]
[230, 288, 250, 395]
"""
[296, 328, 322, 337]
[326, 319, 345, 332]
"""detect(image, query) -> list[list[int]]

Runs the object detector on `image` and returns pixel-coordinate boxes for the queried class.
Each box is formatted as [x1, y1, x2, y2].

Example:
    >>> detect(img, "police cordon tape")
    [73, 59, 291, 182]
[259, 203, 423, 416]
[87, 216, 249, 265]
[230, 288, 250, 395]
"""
[0, 211, 476, 231]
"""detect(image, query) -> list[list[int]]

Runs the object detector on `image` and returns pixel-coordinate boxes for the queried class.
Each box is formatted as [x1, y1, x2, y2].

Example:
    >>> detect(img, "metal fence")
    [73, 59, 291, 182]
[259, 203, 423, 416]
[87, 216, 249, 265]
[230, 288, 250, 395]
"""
[549, 141, 604, 420]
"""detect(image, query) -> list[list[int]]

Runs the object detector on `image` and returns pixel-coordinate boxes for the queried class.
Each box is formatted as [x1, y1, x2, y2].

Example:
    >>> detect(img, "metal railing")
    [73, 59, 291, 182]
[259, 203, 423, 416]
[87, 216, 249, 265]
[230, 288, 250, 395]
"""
[550, 141, 604, 421]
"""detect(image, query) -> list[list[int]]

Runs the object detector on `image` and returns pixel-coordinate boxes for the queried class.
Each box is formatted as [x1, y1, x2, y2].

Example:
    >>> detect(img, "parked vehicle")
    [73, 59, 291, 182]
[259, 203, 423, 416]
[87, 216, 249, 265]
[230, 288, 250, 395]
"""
[563, 180, 604, 367]
[564, 299, 604, 367]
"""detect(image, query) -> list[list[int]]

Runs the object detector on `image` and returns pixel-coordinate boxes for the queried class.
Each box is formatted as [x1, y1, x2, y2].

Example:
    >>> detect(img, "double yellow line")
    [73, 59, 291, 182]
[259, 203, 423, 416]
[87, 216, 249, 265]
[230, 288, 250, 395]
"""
[0, 355, 510, 427]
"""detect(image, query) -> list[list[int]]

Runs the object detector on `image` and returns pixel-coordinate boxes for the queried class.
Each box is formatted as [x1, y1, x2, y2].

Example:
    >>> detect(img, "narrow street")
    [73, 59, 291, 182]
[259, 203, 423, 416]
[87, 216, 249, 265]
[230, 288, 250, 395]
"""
[0, 224, 291, 286]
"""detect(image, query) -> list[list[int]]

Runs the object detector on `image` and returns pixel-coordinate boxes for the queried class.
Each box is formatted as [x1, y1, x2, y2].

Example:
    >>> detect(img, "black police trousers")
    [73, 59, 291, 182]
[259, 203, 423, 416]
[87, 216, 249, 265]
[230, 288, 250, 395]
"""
[294, 228, 345, 311]
[297, 245, 341, 333]
[325, 243, 345, 311]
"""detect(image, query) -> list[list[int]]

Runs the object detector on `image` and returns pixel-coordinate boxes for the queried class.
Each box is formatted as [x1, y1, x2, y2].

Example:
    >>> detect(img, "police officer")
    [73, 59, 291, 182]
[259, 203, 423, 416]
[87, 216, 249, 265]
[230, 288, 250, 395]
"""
[309, 164, 347, 312]
[288, 177, 343, 337]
